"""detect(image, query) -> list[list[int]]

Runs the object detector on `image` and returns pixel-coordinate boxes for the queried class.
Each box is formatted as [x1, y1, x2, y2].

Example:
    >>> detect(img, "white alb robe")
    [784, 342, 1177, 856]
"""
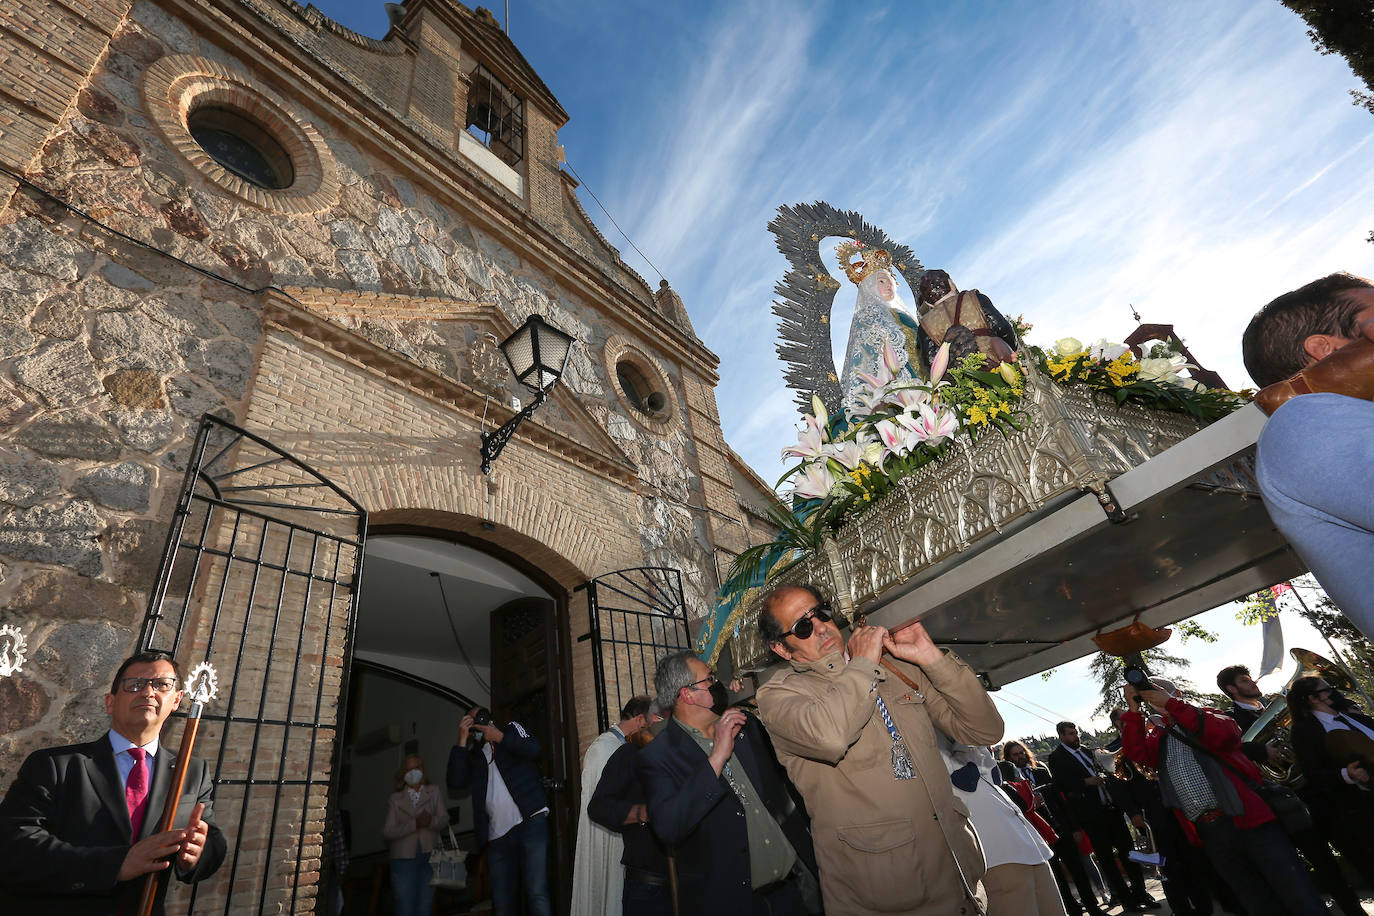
[569, 726, 626, 916]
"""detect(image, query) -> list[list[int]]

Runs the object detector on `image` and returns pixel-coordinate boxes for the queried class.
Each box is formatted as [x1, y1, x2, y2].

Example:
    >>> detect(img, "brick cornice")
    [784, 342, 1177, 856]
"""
[161, 0, 720, 381]
[262, 288, 641, 486]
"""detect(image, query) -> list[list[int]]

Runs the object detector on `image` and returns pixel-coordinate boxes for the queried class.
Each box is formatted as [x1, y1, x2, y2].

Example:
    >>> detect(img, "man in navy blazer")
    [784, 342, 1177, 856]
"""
[636, 650, 815, 916]
[0, 650, 226, 915]
[448, 706, 551, 916]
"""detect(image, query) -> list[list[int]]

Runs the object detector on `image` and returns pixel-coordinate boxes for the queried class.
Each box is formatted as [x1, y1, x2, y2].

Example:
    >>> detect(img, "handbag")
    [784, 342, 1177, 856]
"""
[1163, 721, 1312, 836]
[429, 826, 467, 889]
[1255, 335, 1374, 415]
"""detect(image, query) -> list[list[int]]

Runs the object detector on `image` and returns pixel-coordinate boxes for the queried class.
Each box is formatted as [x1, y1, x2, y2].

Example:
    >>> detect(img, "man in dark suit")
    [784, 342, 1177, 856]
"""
[636, 650, 816, 916]
[1049, 721, 1158, 912]
[0, 650, 226, 915]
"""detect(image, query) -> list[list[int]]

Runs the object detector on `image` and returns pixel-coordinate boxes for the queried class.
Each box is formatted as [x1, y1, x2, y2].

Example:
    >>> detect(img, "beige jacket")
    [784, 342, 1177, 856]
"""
[756, 649, 1004, 915]
[383, 784, 451, 859]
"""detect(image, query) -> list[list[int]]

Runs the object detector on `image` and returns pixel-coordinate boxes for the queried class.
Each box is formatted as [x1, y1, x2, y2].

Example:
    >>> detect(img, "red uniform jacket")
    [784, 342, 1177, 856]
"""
[1121, 698, 1274, 844]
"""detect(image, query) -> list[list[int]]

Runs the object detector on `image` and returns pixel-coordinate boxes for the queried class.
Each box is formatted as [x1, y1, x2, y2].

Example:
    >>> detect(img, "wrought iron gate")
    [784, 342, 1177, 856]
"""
[580, 567, 690, 733]
[138, 415, 367, 915]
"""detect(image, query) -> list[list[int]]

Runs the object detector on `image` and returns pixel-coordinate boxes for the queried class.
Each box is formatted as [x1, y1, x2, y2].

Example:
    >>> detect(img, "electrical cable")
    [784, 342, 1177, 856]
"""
[562, 159, 666, 284]
[990, 692, 1063, 730]
[430, 572, 491, 694]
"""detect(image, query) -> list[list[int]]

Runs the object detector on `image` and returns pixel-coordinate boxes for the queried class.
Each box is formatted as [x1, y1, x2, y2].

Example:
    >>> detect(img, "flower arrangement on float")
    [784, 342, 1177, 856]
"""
[722, 324, 1249, 598]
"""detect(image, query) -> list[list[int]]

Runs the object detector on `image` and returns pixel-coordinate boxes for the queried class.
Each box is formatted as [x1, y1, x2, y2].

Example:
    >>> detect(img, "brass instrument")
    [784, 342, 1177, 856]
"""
[1241, 648, 1355, 788]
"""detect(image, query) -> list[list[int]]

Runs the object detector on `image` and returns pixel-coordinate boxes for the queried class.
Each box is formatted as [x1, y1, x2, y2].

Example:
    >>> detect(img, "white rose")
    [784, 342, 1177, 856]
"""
[1054, 337, 1083, 357]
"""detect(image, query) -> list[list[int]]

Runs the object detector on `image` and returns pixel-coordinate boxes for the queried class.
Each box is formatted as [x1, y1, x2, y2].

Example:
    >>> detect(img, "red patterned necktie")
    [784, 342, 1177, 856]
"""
[126, 747, 150, 837]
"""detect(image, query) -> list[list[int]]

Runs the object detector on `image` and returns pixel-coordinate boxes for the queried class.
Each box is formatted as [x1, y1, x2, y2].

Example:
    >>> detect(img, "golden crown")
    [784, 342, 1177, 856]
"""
[835, 240, 892, 285]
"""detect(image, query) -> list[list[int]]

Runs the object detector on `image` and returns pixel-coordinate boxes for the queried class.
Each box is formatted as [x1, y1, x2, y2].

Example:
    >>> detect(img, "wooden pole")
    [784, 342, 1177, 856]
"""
[136, 710, 202, 916]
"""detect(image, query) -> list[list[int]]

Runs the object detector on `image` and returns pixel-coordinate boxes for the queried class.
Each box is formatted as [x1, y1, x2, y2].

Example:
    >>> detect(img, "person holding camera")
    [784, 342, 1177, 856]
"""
[1120, 677, 1328, 916]
[447, 706, 550, 916]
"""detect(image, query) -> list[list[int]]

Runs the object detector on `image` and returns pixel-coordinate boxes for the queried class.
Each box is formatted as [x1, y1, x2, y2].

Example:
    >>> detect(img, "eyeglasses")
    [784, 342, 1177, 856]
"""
[687, 673, 718, 691]
[784, 603, 833, 641]
[119, 676, 179, 694]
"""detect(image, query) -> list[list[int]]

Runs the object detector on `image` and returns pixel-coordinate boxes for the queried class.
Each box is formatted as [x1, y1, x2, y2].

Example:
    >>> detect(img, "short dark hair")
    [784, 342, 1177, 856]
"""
[109, 650, 182, 694]
[756, 583, 827, 647]
[619, 695, 652, 721]
[1242, 273, 1374, 386]
[1056, 721, 1075, 737]
[1217, 664, 1250, 698]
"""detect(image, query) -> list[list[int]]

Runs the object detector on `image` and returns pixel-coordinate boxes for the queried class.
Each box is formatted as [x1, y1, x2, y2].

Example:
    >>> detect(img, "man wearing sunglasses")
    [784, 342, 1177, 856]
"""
[755, 584, 1003, 916]
[0, 650, 226, 915]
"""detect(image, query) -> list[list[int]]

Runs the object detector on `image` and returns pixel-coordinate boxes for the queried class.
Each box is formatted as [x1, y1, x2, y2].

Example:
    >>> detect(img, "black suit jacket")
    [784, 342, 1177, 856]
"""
[636, 716, 813, 916]
[1291, 708, 1374, 801]
[1049, 744, 1118, 826]
[0, 736, 227, 915]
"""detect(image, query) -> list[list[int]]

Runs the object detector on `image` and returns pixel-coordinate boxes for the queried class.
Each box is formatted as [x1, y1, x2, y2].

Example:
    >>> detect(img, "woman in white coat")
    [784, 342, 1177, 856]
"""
[383, 754, 451, 916]
[941, 741, 1066, 916]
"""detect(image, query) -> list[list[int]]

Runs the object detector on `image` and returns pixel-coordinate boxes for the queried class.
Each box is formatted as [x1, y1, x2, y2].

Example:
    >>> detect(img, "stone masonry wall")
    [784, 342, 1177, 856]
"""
[0, 1, 754, 875]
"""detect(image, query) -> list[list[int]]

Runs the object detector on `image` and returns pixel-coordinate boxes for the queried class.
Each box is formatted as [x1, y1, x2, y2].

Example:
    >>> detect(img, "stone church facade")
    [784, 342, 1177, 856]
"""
[0, 0, 766, 910]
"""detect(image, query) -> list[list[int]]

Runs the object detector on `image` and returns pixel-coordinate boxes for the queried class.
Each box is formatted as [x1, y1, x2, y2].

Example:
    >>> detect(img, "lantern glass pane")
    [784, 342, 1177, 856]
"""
[501, 324, 535, 379]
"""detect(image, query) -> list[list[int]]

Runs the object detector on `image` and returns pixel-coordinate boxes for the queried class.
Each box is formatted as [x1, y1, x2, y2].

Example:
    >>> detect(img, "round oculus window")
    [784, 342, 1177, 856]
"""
[187, 107, 294, 190]
[616, 360, 667, 415]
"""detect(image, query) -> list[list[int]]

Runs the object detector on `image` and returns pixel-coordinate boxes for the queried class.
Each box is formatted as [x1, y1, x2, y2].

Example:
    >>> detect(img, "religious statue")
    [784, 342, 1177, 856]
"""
[835, 241, 924, 417]
[914, 269, 1018, 373]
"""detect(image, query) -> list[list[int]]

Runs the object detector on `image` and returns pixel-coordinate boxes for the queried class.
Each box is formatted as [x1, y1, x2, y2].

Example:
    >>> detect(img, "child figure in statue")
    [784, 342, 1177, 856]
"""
[836, 241, 925, 419]
[915, 269, 1019, 373]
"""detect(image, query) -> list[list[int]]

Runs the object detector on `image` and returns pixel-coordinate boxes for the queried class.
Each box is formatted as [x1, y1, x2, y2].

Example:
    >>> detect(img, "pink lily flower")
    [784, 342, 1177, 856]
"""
[881, 339, 906, 378]
[782, 414, 826, 459]
[874, 418, 909, 456]
[917, 403, 959, 441]
[929, 342, 952, 385]
[825, 440, 866, 470]
[793, 461, 836, 499]
[885, 386, 931, 411]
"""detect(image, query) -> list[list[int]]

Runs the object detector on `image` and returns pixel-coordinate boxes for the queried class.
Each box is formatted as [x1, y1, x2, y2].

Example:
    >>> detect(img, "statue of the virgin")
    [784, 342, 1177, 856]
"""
[835, 241, 925, 418]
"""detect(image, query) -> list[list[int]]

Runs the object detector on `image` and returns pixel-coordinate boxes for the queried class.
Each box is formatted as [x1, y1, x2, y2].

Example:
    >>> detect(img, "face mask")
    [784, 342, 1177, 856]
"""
[707, 681, 730, 717]
[404, 768, 424, 786]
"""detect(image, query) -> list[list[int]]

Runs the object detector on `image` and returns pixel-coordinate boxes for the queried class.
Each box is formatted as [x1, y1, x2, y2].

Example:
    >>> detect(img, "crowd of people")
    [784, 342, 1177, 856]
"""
[2, 277, 1373, 916]
[570, 604, 1374, 916]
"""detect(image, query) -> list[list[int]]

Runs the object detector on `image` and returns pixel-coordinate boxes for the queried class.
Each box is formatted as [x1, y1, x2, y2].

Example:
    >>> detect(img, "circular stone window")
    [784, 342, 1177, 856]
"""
[604, 335, 680, 434]
[143, 55, 339, 213]
[187, 107, 294, 190]
[617, 360, 667, 415]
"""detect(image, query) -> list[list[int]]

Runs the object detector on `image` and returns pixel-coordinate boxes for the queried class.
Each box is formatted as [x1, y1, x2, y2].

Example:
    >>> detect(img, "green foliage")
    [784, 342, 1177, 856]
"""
[1237, 589, 1280, 625]
[1174, 619, 1218, 643]
[1088, 646, 1198, 720]
[1280, 1, 1374, 114]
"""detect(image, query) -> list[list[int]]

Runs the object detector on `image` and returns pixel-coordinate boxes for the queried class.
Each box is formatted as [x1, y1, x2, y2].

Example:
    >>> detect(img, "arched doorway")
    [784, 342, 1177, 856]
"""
[335, 530, 576, 911]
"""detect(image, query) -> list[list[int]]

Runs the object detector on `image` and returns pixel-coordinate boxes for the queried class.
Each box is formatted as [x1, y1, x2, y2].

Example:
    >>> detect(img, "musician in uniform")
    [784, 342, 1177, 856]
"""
[0, 650, 226, 915]
[1286, 675, 1374, 891]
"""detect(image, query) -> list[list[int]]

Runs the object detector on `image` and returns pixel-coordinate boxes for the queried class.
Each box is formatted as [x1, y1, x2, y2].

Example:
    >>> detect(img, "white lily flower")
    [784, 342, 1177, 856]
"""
[1088, 338, 1129, 362]
[781, 414, 826, 459]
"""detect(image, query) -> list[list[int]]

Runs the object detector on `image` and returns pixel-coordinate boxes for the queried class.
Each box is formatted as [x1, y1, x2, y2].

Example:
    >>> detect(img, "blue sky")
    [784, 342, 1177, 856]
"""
[313, 0, 1374, 738]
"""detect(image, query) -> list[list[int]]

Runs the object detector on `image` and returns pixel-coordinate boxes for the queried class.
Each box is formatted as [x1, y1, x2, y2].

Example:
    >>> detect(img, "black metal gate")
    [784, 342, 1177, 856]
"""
[138, 415, 366, 915]
[580, 567, 690, 733]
